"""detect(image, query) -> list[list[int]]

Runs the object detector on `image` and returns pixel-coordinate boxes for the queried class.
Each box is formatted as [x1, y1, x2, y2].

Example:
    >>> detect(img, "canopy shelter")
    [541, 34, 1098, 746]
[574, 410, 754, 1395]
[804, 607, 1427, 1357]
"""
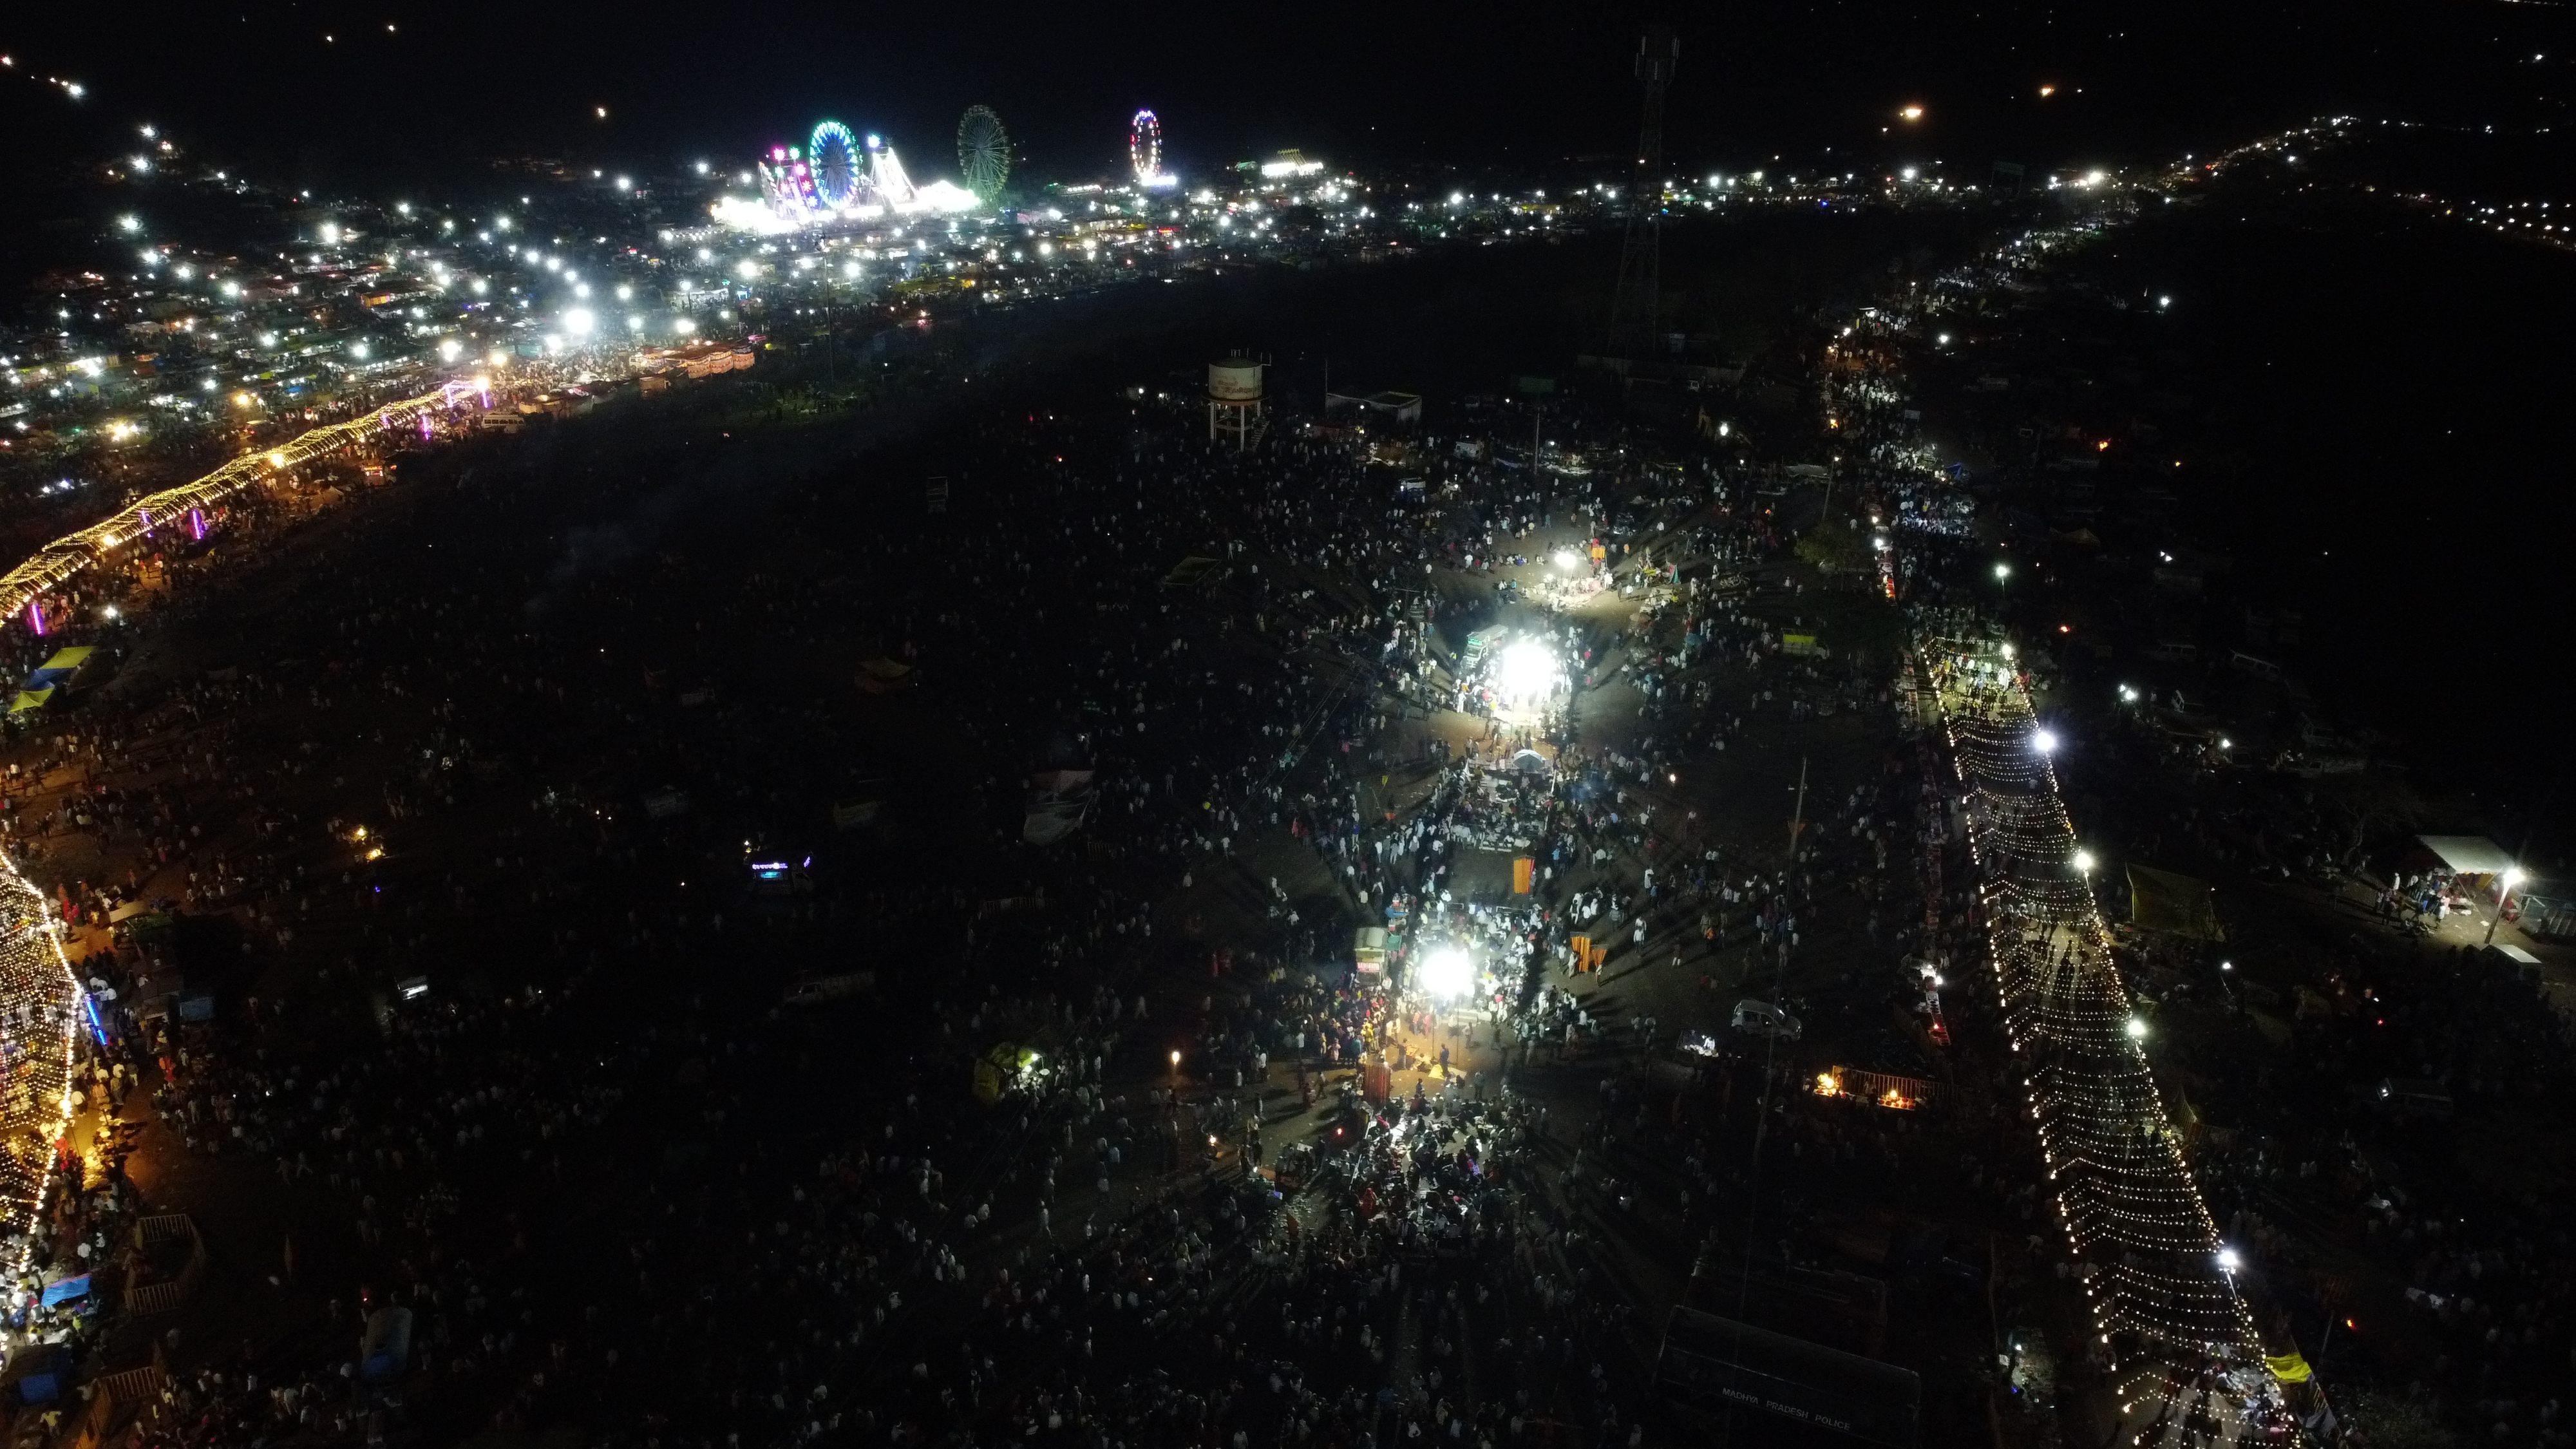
[2416, 835, 2515, 878]
[855, 657, 914, 695]
[8, 646, 94, 715]
[2126, 864, 2224, 942]
[1160, 556, 1227, 592]
[1022, 770, 1095, 846]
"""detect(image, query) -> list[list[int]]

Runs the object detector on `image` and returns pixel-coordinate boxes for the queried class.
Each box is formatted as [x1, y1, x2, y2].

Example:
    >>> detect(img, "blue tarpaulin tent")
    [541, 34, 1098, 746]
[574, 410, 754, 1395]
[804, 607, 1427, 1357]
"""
[9, 646, 94, 715]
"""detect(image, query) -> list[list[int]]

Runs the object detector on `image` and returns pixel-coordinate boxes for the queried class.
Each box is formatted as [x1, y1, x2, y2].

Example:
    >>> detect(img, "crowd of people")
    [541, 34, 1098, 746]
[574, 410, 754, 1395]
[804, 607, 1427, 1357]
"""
[0, 341, 1993, 1449]
[0, 192, 2550, 1449]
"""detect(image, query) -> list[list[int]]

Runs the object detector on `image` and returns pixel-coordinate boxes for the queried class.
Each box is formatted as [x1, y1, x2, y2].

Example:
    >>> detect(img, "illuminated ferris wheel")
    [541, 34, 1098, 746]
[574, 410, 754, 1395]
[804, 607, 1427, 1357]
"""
[1129, 109, 1162, 184]
[958, 105, 1009, 201]
[808, 121, 866, 210]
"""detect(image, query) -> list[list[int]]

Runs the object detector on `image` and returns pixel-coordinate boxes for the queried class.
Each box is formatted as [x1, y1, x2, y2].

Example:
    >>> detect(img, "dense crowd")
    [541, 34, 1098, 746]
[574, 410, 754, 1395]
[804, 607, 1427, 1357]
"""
[0, 191, 2552, 1449]
[0, 365, 1952, 1449]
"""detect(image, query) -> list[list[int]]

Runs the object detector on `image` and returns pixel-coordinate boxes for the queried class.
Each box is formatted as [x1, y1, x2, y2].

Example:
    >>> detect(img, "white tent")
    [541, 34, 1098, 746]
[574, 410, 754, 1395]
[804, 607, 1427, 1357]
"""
[2418, 835, 2514, 876]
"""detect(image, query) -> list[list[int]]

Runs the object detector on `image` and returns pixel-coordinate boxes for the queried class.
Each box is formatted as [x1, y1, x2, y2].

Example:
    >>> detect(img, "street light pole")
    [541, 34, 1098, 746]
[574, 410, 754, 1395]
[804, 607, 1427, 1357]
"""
[2484, 865, 2526, 947]
[1787, 754, 1809, 857]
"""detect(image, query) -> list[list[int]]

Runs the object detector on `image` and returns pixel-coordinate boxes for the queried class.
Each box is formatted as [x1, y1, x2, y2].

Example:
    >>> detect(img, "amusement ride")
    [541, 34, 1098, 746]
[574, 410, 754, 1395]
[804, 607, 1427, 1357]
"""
[958, 105, 1010, 202]
[737, 118, 982, 229]
[1130, 109, 1173, 187]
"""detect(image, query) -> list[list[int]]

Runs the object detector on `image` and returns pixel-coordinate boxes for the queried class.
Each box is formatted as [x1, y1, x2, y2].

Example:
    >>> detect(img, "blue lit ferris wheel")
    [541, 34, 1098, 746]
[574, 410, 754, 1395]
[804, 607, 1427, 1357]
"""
[807, 121, 866, 210]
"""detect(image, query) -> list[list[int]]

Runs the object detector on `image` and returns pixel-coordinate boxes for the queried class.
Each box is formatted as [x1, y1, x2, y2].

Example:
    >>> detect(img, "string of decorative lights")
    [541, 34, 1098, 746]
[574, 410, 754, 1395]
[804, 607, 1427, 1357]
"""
[0, 849, 85, 1283]
[1915, 630, 2296, 1446]
[0, 378, 489, 630]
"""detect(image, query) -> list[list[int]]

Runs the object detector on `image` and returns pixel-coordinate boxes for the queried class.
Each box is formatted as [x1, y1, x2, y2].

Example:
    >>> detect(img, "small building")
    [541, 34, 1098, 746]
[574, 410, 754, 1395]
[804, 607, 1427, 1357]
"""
[1654, 1305, 1920, 1447]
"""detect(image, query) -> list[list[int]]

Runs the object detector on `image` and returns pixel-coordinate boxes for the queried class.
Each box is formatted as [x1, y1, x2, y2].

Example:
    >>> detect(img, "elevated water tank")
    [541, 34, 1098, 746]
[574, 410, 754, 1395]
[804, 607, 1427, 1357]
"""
[1207, 354, 1265, 449]
[1207, 357, 1265, 403]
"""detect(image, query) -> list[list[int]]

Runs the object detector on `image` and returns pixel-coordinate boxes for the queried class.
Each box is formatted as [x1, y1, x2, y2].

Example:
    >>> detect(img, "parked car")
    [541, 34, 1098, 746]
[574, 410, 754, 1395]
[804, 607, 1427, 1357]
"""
[1732, 999, 1803, 1041]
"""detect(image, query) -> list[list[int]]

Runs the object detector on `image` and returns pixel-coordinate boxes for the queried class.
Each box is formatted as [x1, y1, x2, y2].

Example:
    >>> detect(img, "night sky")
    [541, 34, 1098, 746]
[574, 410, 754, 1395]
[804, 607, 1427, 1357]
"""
[3, 1, 2568, 195]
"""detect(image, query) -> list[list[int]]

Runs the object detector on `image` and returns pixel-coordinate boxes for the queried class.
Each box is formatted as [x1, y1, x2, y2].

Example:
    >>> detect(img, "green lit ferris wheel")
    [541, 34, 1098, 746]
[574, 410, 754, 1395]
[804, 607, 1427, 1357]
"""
[958, 105, 1009, 202]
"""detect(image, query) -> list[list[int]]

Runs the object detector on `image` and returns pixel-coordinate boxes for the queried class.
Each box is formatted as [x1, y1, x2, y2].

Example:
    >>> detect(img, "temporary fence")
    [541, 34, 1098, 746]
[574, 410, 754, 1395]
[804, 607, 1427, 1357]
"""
[121, 1213, 207, 1316]
[70, 1345, 170, 1449]
[1811, 1066, 1941, 1112]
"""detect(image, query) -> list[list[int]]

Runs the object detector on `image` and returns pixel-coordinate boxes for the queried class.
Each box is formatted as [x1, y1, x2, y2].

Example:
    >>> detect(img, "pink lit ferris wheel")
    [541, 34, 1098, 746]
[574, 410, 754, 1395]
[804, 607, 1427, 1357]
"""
[1129, 109, 1163, 184]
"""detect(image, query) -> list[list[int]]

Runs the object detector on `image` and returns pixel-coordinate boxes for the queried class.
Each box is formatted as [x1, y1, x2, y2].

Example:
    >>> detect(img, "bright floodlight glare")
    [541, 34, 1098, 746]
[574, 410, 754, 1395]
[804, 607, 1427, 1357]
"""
[564, 308, 596, 336]
[2217, 1248, 2240, 1271]
[1495, 639, 1557, 703]
[2125, 1016, 2148, 1040]
[2032, 728, 2058, 754]
[1420, 948, 1473, 1000]
[1994, 562, 2012, 579]
[2072, 849, 2096, 874]
[1553, 549, 1578, 570]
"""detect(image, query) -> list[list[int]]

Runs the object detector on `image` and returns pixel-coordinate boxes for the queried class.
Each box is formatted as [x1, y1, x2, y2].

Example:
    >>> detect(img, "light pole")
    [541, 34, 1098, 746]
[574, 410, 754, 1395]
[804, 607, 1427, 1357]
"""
[2483, 866, 2527, 947]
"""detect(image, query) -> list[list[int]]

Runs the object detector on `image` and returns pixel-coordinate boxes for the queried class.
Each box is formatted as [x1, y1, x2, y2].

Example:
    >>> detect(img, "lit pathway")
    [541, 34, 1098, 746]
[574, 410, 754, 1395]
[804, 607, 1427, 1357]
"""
[0, 379, 490, 628]
[1922, 636, 2296, 1448]
[0, 855, 88, 1266]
